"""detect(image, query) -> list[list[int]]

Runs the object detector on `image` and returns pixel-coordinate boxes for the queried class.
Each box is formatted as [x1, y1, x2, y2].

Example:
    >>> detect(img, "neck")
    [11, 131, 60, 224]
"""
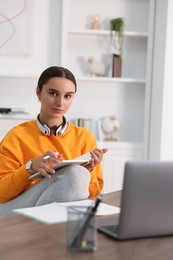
[38, 114, 63, 128]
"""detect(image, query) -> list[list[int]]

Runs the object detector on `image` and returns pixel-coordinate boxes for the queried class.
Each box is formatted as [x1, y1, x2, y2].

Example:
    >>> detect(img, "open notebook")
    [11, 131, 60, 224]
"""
[28, 151, 92, 180]
[13, 199, 120, 224]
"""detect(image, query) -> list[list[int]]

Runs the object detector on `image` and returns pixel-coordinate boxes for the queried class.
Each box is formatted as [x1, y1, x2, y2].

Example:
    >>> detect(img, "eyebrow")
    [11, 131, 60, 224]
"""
[48, 88, 75, 94]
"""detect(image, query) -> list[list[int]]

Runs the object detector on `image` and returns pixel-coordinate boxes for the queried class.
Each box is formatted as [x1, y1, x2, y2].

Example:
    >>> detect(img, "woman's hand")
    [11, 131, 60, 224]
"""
[30, 150, 62, 178]
[84, 147, 108, 172]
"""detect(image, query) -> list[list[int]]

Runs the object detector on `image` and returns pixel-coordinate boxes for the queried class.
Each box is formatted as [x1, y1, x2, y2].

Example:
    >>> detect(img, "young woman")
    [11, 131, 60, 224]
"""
[0, 66, 108, 218]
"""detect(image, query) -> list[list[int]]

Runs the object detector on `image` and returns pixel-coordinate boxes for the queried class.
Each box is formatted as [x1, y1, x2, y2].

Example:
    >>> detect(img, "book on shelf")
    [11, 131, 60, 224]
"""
[73, 118, 94, 133]
[112, 54, 122, 77]
[0, 107, 26, 114]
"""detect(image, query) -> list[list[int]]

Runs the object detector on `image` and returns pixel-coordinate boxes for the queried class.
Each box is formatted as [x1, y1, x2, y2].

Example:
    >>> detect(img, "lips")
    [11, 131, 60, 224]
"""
[53, 108, 63, 113]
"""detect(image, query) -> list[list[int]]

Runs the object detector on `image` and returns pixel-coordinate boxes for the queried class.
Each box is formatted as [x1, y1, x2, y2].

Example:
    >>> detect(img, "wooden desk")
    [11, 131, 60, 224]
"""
[1, 191, 173, 260]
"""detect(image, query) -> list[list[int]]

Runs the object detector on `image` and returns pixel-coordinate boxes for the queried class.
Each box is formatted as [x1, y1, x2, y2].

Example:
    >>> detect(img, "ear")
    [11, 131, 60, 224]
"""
[36, 86, 41, 100]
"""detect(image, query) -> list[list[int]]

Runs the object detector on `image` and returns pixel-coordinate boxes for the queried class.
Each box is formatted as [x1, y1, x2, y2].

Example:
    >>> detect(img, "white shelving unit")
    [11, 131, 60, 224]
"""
[60, 0, 155, 193]
[0, 114, 34, 141]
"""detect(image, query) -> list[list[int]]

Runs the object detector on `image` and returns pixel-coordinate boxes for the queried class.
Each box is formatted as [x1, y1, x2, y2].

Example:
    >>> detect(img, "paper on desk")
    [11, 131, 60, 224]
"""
[13, 199, 120, 225]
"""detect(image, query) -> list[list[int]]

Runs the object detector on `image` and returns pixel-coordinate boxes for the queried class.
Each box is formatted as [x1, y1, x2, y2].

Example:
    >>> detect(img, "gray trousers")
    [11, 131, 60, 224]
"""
[0, 165, 90, 219]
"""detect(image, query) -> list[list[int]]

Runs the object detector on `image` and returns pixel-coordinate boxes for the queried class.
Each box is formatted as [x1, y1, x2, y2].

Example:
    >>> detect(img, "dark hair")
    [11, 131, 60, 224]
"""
[37, 66, 77, 92]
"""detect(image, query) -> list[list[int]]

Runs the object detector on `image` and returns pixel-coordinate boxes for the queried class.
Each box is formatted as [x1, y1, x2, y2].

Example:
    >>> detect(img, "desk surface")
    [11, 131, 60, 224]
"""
[1, 191, 173, 260]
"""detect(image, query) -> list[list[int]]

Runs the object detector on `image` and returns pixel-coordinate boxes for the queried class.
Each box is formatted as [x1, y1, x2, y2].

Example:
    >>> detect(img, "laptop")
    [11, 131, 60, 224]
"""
[97, 161, 173, 240]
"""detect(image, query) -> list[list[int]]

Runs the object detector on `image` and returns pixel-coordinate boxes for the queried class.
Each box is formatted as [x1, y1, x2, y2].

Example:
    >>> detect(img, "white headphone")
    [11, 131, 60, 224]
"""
[36, 115, 68, 136]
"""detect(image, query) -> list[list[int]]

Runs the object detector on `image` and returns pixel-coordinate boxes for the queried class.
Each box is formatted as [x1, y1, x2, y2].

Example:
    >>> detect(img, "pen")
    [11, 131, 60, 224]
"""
[68, 196, 102, 248]
[43, 151, 59, 160]
[28, 152, 59, 180]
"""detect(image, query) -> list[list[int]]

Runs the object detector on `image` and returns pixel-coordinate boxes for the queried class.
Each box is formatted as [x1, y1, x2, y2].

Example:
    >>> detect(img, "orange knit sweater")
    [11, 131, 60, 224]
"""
[0, 120, 103, 202]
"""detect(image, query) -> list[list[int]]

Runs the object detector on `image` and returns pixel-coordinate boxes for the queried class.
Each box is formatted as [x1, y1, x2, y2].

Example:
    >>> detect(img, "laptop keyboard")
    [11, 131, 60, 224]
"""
[99, 224, 118, 234]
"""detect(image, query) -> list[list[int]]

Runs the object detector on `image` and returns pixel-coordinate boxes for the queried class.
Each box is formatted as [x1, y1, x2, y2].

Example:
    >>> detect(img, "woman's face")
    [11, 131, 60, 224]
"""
[36, 77, 76, 123]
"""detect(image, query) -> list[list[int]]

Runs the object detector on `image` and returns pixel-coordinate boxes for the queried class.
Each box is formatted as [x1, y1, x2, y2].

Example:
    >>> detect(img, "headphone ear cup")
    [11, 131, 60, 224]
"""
[36, 116, 51, 136]
[55, 118, 68, 136]
[44, 124, 51, 136]
[55, 125, 63, 136]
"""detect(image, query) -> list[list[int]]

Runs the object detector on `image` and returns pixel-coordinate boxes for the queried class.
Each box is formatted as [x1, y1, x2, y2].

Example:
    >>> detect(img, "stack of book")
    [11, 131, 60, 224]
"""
[73, 118, 94, 132]
[112, 54, 122, 77]
[71, 118, 98, 137]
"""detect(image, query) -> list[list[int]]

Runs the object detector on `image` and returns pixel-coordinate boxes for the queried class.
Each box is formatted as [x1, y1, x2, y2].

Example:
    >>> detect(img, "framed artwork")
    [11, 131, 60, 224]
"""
[0, 0, 32, 56]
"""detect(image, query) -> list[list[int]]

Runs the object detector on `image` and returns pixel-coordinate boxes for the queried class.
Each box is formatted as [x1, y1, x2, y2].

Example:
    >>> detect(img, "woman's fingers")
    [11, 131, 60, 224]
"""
[31, 150, 62, 178]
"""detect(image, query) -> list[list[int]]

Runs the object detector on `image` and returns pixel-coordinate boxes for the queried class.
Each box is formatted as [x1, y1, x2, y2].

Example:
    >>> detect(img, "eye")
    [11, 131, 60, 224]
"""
[49, 91, 57, 97]
[64, 94, 73, 99]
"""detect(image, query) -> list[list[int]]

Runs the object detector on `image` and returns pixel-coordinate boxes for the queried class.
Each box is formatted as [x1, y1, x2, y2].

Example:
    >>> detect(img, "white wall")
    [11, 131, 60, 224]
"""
[0, 0, 62, 118]
[149, 0, 173, 160]
[160, 0, 173, 159]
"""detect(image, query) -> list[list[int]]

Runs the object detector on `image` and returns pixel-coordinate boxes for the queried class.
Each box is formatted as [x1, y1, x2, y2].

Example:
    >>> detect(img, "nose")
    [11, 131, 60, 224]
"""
[56, 95, 64, 106]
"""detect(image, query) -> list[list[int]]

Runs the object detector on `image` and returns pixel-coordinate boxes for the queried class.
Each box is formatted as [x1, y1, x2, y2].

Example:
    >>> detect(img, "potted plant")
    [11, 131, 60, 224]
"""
[110, 17, 124, 56]
[110, 18, 124, 77]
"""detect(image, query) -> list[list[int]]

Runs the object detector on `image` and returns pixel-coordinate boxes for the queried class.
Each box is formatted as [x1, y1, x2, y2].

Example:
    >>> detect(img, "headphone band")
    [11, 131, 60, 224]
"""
[36, 115, 68, 136]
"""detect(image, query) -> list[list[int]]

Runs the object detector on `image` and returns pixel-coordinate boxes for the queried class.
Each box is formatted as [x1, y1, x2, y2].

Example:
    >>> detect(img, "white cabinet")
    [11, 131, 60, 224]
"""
[0, 115, 34, 141]
[100, 142, 145, 193]
[60, 0, 155, 191]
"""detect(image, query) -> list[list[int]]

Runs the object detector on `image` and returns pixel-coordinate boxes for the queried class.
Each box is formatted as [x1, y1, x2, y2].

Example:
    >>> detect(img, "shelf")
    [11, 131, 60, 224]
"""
[76, 77, 146, 84]
[67, 29, 148, 38]
[0, 114, 35, 120]
[97, 141, 145, 150]
[0, 72, 38, 78]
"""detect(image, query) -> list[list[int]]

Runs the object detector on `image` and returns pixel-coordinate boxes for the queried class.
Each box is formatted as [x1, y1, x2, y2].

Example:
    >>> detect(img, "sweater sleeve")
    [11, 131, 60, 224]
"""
[89, 163, 104, 199]
[0, 131, 32, 202]
[79, 129, 104, 198]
